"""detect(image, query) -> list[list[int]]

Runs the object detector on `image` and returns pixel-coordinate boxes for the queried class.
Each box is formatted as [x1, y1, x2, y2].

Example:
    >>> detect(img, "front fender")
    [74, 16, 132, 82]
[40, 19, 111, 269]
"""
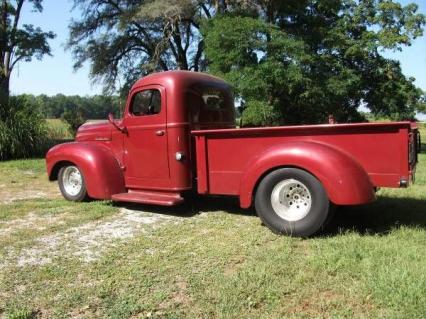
[46, 142, 125, 199]
[239, 141, 375, 208]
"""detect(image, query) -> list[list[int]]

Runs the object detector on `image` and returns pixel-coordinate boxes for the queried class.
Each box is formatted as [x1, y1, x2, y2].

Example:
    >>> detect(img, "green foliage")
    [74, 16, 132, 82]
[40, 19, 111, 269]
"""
[45, 119, 72, 140]
[416, 91, 426, 115]
[0, 95, 49, 160]
[66, 0, 425, 125]
[13, 93, 122, 136]
[202, 1, 425, 125]
[240, 100, 281, 127]
[61, 107, 86, 136]
[33, 94, 122, 119]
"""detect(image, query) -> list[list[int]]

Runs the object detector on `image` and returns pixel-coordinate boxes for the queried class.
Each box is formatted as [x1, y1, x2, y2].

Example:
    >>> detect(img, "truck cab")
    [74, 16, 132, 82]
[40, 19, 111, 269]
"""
[111, 71, 235, 193]
[47, 71, 236, 205]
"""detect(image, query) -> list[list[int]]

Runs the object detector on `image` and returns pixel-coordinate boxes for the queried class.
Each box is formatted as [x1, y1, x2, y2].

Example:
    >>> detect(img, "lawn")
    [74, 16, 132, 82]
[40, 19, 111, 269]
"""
[0, 128, 425, 318]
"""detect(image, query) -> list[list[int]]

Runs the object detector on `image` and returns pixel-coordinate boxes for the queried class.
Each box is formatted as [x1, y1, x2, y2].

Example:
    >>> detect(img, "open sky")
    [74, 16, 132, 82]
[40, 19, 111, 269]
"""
[10, 0, 103, 96]
[9, 0, 426, 101]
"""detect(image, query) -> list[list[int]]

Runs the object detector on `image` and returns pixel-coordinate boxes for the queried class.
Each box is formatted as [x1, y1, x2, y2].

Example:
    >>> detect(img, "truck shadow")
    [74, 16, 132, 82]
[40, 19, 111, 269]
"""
[325, 196, 426, 236]
[117, 195, 253, 219]
[117, 194, 426, 237]
[324, 137, 425, 236]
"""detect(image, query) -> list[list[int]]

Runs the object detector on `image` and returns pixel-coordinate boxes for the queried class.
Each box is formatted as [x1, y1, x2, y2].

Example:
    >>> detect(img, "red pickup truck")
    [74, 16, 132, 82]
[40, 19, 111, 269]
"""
[46, 71, 421, 237]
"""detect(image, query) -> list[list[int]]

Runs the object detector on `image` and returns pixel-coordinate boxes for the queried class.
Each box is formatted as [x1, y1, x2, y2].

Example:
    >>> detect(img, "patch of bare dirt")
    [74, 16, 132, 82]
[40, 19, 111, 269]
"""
[223, 255, 246, 277]
[172, 277, 192, 306]
[0, 213, 67, 236]
[1, 208, 183, 268]
[0, 181, 60, 204]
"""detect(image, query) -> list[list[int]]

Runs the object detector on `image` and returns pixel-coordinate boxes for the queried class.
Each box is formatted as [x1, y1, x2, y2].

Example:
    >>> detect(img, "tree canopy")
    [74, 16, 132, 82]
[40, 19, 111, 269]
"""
[203, 1, 426, 125]
[68, 0, 219, 93]
[68, 0, 426, 124]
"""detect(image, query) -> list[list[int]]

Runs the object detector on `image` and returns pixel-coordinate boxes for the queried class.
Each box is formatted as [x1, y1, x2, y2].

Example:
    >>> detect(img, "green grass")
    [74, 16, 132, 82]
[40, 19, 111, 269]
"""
[0, 129, 425, 318]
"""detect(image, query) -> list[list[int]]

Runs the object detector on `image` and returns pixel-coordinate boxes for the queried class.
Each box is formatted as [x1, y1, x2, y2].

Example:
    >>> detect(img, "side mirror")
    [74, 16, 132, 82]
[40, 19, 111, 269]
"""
[108, 113, 127, 134]
[108, 112, 115, 124]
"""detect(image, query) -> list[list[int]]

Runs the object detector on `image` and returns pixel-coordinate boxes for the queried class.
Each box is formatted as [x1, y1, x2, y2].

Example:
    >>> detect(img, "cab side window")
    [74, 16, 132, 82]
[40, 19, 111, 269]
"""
[130, 89, 161, 116]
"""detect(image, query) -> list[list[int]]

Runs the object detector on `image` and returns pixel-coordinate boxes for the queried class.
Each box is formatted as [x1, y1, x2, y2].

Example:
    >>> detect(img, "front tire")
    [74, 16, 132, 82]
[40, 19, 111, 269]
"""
[255, 168, 330, 237]
[58, 165, 88, 201]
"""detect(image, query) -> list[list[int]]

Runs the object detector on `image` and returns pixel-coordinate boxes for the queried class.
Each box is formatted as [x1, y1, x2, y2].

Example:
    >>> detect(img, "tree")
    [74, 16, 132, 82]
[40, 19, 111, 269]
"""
[0, 0, 55, 115]
[69, 0, 425, 124]
[68, 0, 222, 93]
[202, 1, 425, 125]
[417, 92, 426, 115]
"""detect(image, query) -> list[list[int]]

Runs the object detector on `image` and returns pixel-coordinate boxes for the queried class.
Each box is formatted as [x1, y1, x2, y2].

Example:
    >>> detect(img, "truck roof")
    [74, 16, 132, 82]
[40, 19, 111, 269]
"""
[129, 70, 235, 128]
[131, 70, 230, 91]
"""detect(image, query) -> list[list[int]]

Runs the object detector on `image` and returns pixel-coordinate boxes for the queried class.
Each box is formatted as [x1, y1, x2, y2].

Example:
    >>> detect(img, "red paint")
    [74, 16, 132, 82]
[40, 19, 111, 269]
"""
[192, 122, 417, 207]
[46, 71, 420, 207]
[112, 190, 183, 206]
[46, 142, 125, 199]
[123, 85, 170, 186]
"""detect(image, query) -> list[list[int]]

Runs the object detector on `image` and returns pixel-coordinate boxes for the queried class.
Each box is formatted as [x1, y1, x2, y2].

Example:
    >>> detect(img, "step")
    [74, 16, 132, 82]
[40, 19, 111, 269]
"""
[111, 190, 184, 206]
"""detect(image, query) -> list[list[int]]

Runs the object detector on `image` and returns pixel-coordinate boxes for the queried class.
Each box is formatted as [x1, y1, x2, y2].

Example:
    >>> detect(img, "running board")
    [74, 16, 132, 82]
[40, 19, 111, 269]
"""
[111, 190, 184, 206]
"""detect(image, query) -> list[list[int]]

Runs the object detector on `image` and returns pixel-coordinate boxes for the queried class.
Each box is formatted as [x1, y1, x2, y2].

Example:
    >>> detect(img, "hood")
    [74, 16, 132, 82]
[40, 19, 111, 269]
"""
[76, 120, 112, 142]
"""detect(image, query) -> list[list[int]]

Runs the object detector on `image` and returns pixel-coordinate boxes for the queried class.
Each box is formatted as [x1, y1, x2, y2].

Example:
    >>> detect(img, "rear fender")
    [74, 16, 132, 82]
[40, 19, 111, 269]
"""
[239, 141, 375, 208]
[46, 142, 125, 199]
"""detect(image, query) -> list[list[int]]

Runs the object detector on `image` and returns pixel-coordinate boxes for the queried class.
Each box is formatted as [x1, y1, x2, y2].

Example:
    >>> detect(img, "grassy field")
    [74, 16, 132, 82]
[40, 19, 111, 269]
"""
[0, 129, 425, 318]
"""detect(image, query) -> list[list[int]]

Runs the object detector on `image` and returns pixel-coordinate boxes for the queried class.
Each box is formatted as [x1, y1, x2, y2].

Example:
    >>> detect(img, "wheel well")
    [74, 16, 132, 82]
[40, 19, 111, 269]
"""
[49, 161, 75, 181]
[251, 165, 321, 205]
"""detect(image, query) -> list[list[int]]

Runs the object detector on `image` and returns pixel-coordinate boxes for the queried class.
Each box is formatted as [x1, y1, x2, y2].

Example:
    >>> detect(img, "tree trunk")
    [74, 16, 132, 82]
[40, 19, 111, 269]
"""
[0, 74, 10, 118]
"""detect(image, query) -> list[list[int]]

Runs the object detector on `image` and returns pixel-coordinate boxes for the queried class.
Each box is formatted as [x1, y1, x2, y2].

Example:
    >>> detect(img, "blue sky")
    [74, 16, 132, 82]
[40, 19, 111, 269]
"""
[10, 0, 426, 100]
[10, 0, 103, 96]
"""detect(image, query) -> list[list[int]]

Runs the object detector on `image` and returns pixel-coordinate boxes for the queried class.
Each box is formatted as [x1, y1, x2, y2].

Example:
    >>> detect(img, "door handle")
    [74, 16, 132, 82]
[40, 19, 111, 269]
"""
[155, 130, 165, 136]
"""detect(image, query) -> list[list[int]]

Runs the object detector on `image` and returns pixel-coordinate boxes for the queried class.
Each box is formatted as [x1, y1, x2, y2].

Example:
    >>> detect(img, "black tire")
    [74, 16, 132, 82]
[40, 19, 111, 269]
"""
[254, 168, 330, 237]
[321, 203, 338, 233]
[58, 165, 88, 202]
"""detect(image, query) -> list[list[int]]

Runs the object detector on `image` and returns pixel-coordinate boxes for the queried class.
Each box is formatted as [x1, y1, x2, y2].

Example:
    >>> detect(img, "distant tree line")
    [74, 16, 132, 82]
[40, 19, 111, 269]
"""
[14, 94, 123, 134]
[27, 94, 122, 119]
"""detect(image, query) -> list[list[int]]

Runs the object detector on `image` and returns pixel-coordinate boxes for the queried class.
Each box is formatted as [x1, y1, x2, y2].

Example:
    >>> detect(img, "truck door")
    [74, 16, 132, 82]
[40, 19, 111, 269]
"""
[122, 85, 170, 189]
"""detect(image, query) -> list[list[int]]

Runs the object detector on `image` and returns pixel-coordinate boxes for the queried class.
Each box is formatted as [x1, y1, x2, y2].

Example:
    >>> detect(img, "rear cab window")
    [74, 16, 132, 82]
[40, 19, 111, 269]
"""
[187, 86, 235, 129]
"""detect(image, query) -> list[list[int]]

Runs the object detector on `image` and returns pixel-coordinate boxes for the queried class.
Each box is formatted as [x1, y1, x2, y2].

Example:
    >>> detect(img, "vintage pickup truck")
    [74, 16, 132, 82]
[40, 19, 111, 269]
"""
[46, 71, 421, 237]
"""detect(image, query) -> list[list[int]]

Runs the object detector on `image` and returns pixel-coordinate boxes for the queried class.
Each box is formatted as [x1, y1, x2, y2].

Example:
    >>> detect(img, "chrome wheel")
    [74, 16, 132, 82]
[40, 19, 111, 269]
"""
[62, 166, 83, 197]
[270, 178, 312, 222]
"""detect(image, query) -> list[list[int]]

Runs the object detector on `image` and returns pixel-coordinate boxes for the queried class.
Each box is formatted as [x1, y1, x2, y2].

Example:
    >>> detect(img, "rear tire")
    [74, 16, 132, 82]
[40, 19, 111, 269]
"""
[58, 165, 88, 202]
[255, 168, 330, 237]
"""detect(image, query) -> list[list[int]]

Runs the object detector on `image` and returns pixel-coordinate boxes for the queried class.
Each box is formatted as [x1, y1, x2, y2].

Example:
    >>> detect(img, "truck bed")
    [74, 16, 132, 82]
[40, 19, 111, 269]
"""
[192, 122, 418, 197]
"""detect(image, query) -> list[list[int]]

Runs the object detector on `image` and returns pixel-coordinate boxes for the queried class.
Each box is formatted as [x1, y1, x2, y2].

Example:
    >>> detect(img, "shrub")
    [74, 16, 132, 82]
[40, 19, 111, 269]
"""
[61, 107, 86, 136]
[0, 96, 50, 160]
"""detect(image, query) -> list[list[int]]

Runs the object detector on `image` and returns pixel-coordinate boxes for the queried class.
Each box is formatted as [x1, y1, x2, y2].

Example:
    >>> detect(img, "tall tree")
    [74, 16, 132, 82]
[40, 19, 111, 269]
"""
[0, 0, 55, 115]
[69, 0, 222, 93]
[203, 0, 426, 125]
